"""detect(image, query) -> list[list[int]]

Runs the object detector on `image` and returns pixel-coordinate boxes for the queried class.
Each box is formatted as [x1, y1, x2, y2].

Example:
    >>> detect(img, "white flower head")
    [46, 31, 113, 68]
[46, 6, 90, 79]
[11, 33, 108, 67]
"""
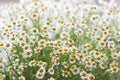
[48, 77, 55, 80]
[18, 76, 25, 80]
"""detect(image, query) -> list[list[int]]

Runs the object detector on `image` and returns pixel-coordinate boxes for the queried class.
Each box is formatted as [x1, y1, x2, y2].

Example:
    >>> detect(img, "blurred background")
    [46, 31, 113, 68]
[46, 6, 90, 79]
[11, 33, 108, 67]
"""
[0, 0, 120, 6]
[0, 0, 19, 5]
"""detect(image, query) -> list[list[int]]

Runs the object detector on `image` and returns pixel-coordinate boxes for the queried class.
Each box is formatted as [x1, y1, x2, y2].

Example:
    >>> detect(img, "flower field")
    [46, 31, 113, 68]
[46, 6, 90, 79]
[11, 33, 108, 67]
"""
[0, 0, 120, 80]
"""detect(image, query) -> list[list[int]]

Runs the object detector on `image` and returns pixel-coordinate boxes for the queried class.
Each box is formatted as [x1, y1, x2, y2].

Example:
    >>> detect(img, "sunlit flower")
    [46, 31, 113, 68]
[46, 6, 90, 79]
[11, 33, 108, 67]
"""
[88, 74, 95, 80]
[34, 47, 41, 53]
[23, 50, 32, 58]
[71, 67, 80, 75]
[62, 70, 69, 77]
[48, 77, 55, 80]
[75, 28, 83, 35]
[62, 62, 69, 68]
[111, 53, 119, 59]
[18, 76, 25, 80]
[29, 60, 36, 66]
[99, 62, 106, 69]
[80, 71, 87, 77]
[48, 67, 54, 75]
[17, 66, 24, 74]
[38, 39, 46, 47]
[82, 77, 90, 80]
[60, 32, 69, 38]
[13, 59, 19, 66]
[69, 57, 76, 64]
[0, 75, 5, 80]
[0, 64, 4, 71]
[36, 72, 44, 79]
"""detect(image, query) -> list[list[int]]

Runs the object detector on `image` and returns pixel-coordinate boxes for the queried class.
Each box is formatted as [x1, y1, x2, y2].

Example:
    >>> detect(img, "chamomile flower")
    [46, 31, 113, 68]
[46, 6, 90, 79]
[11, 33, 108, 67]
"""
[69, 57, 76, 64]
[0, 42, 4, 47]
[36, 72, 44, 79]
[38, 39, 46, 47]
[42, 26, 48, 31]
[29, 60, 36, 66]
[0, 75, 5, 80]
[18, 36, 25, 42]
[0, 59, 2, 63]
[5, 42, 12, 49]
[34, 47, 42, 53]
[31, 28, 38, 34]
[75, 28, 83, 36]
[99, 62, 106, 69]
[90, 15, 100, 22]
[18, 76, 25, 80]
[88, 74, 95, 80]
[17, 66, 24, 74]
[38, 67, 46, 74]
[23, 50, 32, 58]
[63, 47, 69, 54]
[37, 61, 47, 67]
[111, 66, 119, 73]
[48, 77, 55, 80]
[62, 62, 69, 68]
[70, 46, 77, 52]
[62, 70, 69, 77]
[80, 71, 87, 77]
[23, 45, 30, 50]
[60, 32, 69, 38]
[30, 36, 38, 42]
[31, 13, 38, 21]
[0, 64, 4, 71]
[51, 26, 57, 32]
[48, 67, 54, 75]
[82, 77, 90, 80]
[52, 57, 60, 65]
[13, 59, 19, 66]
[86, 61, 92, 67]
[72, 67, 80, 75]
[8, 66, 13, 71]
[111, 53, 119, 59]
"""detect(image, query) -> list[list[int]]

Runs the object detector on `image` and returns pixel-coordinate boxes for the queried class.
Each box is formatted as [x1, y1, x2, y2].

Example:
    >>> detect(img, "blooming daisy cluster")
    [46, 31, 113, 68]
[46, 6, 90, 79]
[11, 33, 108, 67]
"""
[0, 0, 120, 80]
